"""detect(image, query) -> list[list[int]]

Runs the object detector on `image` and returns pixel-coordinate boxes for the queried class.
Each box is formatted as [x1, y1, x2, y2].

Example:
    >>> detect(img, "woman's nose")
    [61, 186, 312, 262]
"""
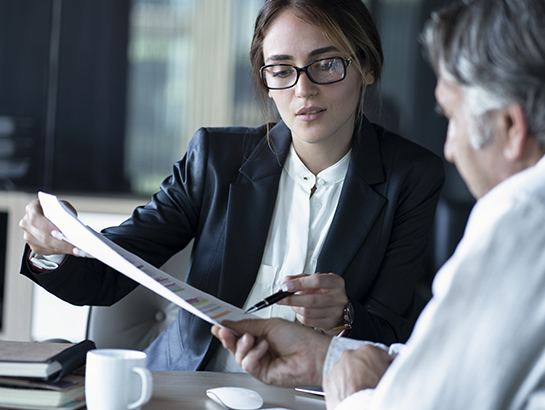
[294, 71, 318, 98]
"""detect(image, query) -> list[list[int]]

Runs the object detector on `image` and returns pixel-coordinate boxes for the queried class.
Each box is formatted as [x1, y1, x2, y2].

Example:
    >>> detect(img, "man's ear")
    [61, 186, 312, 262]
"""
[503, 104, 528, 162]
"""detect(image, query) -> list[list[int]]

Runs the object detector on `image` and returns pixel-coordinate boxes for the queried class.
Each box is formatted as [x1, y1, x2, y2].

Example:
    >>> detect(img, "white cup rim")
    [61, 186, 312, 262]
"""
[87, 349, 147, 360]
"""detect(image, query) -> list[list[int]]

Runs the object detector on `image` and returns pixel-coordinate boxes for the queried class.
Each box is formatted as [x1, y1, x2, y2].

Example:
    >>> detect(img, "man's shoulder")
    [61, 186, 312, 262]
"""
[465, 159, 545, 253]
[481, 156, 545, 214]
[509, 156, 545, 204]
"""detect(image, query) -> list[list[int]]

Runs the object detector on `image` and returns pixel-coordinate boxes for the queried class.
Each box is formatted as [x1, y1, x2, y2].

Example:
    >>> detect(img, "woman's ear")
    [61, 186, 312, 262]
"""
[503, 103, 528, 162]
[365, 71, 375, 86]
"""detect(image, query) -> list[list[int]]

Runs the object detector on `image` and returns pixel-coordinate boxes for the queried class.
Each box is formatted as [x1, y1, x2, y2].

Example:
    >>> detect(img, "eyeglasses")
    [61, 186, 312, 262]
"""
[260, 57, 352, 90]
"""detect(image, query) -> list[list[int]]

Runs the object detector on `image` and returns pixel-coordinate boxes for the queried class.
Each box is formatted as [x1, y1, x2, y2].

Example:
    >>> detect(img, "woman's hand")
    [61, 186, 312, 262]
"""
[277, 273, 348, 334]
[19, 199, 85, 257]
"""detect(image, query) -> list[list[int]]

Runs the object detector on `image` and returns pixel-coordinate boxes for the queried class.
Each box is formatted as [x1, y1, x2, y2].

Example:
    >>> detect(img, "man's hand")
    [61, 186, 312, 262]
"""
[212, 318, 332, 387]
[323, 344, 393, 409]
[19, 199, 84, 257]
[277, 273, 348, 334]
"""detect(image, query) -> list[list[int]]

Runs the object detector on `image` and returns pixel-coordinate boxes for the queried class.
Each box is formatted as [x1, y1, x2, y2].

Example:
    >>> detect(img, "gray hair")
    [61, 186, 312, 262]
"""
[423, 0, 545, 149]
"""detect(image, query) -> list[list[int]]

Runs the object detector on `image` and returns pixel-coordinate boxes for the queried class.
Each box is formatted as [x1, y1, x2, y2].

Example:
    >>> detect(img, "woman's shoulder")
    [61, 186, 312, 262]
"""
[370, 122, 443, 168]
[184, 123, 269, 156]
[181, 123, 276, 170]
[372, 123, 436, 156]
[360, 122, 444, 189]
[192, 124, 270, 143]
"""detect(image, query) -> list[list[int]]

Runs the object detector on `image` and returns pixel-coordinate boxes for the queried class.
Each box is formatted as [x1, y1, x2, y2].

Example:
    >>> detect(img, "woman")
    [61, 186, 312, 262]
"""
[20, 0, 444, 372]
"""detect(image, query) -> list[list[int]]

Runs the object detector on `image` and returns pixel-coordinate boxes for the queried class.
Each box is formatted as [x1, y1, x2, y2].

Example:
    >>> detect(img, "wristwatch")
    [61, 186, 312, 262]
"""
[342, 301, 355, 328]
[328, 301, 354, 337]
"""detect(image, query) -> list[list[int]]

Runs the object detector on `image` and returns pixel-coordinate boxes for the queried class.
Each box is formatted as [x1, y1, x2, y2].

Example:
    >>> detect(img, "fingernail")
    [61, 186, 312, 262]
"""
[281, 282, 294, 292]
[51, 230, 65, 241]
[73, 248, 87, 257]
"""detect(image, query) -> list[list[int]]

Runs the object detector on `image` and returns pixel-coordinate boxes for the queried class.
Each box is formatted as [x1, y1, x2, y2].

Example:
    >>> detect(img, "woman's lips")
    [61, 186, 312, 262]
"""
[296, 107, 325, 121]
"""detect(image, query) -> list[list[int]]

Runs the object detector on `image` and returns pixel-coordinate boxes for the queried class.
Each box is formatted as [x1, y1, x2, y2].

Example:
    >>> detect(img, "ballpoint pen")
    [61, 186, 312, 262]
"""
[245, 290, 294, 314]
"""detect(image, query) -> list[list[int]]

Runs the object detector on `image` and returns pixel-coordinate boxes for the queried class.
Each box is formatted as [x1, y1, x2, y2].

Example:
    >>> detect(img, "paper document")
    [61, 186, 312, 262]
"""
[38, 191, 256, 329]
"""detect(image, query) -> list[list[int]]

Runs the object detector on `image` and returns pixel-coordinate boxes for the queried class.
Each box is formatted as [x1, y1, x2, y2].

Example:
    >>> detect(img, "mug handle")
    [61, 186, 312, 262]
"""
[128, 367, 153, 409]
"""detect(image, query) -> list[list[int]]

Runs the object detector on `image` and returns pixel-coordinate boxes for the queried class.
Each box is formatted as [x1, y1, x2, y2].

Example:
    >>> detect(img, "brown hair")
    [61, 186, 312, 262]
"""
[250, 0, 384, 127]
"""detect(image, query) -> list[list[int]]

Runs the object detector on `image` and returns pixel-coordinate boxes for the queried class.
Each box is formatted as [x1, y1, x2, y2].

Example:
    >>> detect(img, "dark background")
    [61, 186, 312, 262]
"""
[0, 0, 130, 193]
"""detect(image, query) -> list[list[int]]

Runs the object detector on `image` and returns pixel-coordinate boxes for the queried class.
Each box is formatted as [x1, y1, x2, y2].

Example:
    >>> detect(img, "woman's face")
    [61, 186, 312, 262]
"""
[262, 11, 367, 156]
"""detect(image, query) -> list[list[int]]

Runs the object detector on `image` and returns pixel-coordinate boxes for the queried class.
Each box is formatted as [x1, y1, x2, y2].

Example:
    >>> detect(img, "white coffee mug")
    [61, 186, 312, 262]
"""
[85, 349, 153, 410]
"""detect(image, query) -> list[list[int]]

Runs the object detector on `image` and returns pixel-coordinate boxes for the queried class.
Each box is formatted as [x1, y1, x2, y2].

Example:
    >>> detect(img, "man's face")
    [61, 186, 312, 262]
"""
[435, 77, 507, 199]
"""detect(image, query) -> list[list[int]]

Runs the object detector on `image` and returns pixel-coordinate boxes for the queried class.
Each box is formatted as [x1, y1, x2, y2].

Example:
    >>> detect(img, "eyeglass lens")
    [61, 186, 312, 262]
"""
[262, 57, 347, 89]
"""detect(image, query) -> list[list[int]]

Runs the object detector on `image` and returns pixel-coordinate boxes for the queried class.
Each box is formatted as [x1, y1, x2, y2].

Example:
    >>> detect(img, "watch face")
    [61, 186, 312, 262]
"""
[343, 302, 354, 324]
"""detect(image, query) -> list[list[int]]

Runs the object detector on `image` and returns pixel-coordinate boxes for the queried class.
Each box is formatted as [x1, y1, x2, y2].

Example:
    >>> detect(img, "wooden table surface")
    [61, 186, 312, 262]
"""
[143, 371, 326, 410]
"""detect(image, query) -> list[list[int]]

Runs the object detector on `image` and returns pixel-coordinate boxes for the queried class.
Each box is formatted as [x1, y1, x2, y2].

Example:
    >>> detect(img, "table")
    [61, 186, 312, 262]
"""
[144, 371, 327, 410]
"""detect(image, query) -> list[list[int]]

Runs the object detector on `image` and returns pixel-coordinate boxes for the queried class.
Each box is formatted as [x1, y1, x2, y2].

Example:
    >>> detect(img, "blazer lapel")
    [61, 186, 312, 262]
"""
[317, 118, 387, 276]
[220, 122, 292, 306]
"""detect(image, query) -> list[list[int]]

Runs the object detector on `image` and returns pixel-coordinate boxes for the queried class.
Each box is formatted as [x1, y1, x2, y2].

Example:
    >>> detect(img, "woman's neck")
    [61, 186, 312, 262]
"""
[293, 138, 352, 175]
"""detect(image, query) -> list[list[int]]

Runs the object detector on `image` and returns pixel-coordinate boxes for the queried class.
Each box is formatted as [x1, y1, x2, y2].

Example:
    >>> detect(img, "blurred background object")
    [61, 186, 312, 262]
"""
[0, 116, 34, 190]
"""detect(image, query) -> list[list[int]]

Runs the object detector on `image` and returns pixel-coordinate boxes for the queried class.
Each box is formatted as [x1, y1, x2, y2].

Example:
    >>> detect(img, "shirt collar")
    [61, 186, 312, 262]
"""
[284, 144, 351, 189]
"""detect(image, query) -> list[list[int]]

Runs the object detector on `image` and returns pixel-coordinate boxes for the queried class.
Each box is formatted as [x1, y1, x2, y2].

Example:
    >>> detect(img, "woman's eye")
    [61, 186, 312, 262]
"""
[316, 61, 333, 70]
[272, 69, 293, 78]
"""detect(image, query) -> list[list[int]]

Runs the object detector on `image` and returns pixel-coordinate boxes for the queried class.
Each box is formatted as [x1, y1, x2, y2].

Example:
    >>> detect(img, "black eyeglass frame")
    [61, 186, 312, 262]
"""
[260, 57, 353, 90]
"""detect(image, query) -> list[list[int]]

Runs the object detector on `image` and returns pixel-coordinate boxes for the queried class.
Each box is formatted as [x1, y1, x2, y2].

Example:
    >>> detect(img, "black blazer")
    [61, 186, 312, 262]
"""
[21, 119, 444, 371]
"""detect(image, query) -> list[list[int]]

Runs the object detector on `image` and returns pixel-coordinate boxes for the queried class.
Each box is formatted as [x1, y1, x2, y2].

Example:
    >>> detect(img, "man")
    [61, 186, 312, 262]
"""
[213, 0, 545, 408]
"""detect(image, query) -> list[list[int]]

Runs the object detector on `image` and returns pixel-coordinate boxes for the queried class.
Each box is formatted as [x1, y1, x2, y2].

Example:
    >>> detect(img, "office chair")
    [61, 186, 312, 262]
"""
[85, 242, 193, 351]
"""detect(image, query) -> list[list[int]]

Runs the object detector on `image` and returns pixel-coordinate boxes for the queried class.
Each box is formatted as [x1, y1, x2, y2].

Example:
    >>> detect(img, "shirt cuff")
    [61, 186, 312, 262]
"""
[323, 338, 404, 381]
[323, 338, 374, 380]
[29, 251, 67, 271]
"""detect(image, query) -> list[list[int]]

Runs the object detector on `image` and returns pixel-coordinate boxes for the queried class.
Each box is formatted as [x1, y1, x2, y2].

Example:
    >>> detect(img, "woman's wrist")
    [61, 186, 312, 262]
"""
[324, 301, 354, 337]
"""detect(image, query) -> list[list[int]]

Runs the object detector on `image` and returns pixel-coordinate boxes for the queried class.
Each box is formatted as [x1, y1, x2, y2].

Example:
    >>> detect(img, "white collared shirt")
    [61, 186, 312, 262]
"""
[206, 144, 350, 372]
[242, 144, 351, 320]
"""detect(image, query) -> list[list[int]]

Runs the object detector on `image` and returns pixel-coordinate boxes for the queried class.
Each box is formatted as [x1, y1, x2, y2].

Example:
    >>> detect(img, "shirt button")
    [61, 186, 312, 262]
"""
[317, 179, 325, 186]
[316, 203, 322, 209]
